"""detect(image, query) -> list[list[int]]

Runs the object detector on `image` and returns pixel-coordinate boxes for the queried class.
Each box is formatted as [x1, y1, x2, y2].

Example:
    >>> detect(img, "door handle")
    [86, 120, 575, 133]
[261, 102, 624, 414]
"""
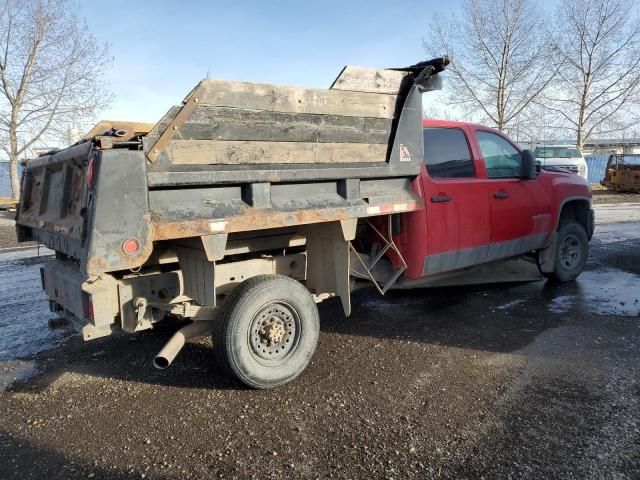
[431, 195, 452, 203]
[493, 191, 509, 199]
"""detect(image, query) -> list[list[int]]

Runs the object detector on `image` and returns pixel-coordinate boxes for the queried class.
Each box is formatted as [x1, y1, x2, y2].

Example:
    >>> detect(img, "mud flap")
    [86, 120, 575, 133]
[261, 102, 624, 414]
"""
[304, 220, 356, 316]
[537, 232, 557, 273]
[587, 209, 595, 240]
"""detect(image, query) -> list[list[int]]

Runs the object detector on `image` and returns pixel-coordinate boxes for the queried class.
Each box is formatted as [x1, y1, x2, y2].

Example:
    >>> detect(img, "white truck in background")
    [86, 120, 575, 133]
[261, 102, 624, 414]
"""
[534, 145, 588, 180]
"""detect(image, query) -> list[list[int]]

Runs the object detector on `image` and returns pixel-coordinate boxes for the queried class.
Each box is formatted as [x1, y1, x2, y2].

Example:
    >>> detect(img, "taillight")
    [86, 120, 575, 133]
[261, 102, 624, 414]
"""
[85, 293, 95, 322]
[87, 156, 96, 188]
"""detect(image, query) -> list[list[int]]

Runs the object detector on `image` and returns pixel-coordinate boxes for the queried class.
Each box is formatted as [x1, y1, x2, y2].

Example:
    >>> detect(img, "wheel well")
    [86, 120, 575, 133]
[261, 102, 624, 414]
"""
[558, 200, 590, 232]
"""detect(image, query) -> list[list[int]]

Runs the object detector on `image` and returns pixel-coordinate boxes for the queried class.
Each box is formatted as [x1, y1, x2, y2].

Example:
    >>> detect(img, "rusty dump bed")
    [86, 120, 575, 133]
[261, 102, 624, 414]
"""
[16, 59, 448, 275]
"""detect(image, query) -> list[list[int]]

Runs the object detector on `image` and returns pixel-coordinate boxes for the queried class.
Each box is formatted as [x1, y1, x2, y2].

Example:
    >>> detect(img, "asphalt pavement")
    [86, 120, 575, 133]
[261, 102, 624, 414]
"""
[0, 203, 638, 479]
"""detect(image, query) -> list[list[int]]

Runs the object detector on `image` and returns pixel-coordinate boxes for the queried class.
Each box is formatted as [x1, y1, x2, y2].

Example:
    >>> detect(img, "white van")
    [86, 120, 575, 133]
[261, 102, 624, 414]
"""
[533, 145, 588, 180]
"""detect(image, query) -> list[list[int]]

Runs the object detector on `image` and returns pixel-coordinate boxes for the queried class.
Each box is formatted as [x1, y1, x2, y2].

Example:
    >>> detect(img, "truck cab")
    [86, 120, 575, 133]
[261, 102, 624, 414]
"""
[534, 144, 588, 180]
[393, 120, 594, 283]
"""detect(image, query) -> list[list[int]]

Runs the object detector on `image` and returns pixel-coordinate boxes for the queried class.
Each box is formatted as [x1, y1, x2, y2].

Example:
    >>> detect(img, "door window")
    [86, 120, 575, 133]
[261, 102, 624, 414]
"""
[477, 131, 522, 178]
[423, 127, 475, 178]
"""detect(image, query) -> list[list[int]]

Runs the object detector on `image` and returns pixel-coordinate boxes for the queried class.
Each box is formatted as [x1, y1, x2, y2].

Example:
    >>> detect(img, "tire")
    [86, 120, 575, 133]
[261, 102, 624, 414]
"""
[214, 275, 320, 389]
[539, 221, 589, 282]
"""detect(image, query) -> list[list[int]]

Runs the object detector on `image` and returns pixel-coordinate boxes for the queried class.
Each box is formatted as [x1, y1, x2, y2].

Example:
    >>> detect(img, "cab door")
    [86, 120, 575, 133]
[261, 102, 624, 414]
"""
[473, 130, 550, 261]
[419, 126, 491, 275]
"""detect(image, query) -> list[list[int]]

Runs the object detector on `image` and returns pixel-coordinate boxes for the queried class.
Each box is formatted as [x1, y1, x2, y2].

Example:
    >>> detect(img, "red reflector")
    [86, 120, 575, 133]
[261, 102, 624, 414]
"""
[122, 238, 140, 255]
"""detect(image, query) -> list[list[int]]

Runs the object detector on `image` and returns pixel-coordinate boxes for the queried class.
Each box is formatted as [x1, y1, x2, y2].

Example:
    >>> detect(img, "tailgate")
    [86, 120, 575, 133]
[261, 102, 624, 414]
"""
[16, 142, 93, 259]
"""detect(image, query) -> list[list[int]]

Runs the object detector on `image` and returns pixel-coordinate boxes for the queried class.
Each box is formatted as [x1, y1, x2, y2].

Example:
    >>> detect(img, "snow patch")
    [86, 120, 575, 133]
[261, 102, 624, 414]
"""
[549, 295, 576, 314]
[593, 222, 640, 244]
[497, 299, 526, 310]
[547, 269, 640, 317]
[593, 203, 640, 224]
[576, 269, 640, 317]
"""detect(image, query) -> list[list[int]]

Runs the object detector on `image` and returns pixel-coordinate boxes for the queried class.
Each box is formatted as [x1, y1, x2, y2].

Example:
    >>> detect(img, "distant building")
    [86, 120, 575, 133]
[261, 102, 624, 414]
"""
[534, 138, 640, 155]
[581, 138, 640, 155]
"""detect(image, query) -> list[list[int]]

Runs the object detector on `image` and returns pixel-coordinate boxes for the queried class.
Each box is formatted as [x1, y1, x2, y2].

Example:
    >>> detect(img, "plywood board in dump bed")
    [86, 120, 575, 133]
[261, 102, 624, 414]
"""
[330, 66, 408, 94]
[146, 67, 409, 165]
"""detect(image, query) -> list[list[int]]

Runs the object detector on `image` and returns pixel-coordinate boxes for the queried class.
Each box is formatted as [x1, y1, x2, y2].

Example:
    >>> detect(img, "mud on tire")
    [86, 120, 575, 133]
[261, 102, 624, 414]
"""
[539, 221, 589, 282]
[213, 275, 320, 389]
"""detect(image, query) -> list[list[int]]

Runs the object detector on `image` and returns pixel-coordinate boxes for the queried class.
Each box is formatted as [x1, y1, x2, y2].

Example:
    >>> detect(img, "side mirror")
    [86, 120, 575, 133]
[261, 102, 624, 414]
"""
[520, 149, 538, 180]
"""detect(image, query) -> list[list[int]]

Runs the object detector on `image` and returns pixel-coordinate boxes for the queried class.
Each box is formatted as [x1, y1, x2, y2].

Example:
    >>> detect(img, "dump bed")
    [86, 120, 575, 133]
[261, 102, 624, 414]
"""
[16, 59, 447, 275]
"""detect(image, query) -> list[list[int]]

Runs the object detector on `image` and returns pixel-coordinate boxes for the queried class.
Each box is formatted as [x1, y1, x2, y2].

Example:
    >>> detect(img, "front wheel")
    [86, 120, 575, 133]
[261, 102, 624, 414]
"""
[538, 221, 589, 282]
[214, 275, 320, 389]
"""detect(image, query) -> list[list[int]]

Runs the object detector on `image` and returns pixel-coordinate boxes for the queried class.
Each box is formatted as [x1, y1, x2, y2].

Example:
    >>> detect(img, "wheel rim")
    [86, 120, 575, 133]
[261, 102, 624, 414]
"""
[559, 233, 582, 270]
[248, 301, 301, 365]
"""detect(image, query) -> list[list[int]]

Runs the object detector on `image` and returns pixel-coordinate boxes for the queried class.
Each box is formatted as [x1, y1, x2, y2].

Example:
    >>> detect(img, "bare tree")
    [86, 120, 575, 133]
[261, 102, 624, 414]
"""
[0, 0, 112, 201]
[545, 0, 640, 149]
[423, 92, 463, 121]
[510, 103, 570, 146]
[426, 0, 559, 131]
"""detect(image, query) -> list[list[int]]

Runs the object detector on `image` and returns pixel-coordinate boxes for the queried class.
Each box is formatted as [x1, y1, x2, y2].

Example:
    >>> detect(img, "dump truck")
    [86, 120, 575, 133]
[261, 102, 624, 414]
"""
[15, 58, 594, 388]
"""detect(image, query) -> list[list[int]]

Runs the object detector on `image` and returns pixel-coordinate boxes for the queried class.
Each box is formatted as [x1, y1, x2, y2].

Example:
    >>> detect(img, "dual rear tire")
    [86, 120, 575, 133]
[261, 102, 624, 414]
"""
[214, 275, 319, 389]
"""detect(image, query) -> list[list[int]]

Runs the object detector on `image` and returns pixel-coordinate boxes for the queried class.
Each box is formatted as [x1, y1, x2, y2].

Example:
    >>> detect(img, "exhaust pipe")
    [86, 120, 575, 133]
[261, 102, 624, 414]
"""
[153, 321, 216, 369]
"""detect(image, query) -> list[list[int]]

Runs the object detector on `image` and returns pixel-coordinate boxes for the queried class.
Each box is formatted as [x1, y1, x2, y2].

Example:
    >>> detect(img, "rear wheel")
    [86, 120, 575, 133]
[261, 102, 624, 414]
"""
[538, 221, 589, 282]
[214, 275, 319, 389]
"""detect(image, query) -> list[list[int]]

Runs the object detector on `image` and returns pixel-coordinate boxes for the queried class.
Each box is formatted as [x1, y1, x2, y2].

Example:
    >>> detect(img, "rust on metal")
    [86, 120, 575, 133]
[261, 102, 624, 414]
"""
[84, 213, 155, 275]
[602, 154, 640, 193]
[17, 162, 85, 240]
[146, 82, 207, 163]
[84, 233, 155, 275]
[263, 321, 286, 343]
[151, 201, 422, 241]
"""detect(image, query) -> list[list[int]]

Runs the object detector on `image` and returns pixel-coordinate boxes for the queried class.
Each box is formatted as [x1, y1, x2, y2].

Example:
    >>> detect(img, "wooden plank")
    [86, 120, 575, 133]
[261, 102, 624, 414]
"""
[144, 105, 181, 147]
[147, 82, 210, 162]
[330, 66, 409, 94]
[82, 120, 155, 140]
[168, 140, 388, 165]
[175, 106, 393, 144]
[198, 79, 397, 119]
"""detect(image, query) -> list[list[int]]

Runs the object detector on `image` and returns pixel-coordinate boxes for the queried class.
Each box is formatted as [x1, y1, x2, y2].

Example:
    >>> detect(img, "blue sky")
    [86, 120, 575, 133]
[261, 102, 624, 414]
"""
[82, 0, 562, 123]
[82, 0, 462, 122]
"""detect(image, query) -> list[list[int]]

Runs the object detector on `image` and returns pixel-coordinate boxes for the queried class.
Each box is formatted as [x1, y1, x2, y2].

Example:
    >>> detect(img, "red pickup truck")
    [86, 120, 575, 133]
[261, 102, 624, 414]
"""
[393, 119, 594, 284]
[17, 62, 594, 388]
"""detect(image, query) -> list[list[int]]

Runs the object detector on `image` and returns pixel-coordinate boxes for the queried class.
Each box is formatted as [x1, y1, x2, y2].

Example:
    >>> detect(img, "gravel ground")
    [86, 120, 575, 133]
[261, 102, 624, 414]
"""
[0, 207, 638, 479]
[0, 219, 19, 250]
[591, 190, 640, 205]
[0, 226, 18, 249]
[0, 212, 32, 250]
